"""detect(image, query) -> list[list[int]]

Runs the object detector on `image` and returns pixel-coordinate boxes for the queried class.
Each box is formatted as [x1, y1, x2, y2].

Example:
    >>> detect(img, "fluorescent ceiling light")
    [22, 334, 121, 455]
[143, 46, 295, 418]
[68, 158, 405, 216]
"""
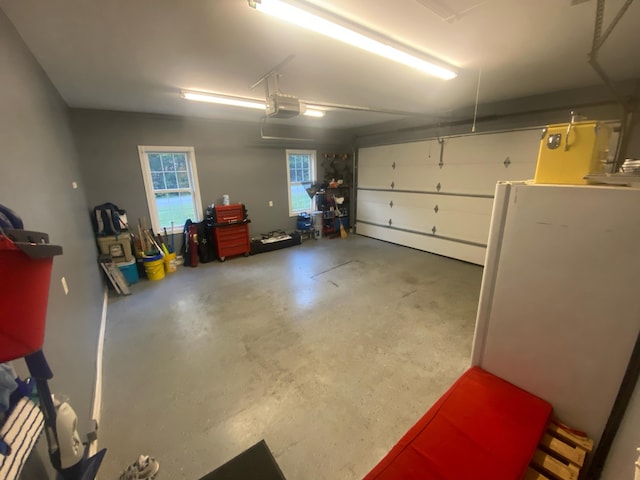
[303, 108, 325, 117]
[181, 90, 325, 117]
[182, 91, 265, 110]
[301, 105, 325, 117]
[248, 0, 457, 80]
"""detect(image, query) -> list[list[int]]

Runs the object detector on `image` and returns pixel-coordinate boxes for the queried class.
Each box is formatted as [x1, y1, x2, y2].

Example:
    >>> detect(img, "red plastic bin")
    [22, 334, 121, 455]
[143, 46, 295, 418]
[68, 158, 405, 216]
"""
[0, 230, 62, 363]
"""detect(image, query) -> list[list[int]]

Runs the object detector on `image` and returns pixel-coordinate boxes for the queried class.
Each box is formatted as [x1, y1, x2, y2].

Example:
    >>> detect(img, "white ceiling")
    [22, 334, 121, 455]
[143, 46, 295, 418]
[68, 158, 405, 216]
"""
[2, 0, 639, 130]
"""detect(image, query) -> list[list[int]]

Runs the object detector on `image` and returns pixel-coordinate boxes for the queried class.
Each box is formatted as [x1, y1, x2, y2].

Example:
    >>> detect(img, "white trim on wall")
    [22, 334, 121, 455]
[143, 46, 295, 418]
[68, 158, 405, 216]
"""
[88, 287, 108, 457]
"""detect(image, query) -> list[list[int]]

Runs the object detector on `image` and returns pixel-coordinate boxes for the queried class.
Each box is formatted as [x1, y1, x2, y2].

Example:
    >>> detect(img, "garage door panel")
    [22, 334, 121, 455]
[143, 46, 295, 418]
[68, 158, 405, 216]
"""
[443, 129, 541, 165]
[498, 161, 538, 183]
[359, 144, 398, 167]
[423, 196, 492, 244]
[358, 165, 394, 189]
[356, 190, 395, 224]
[358, 191, 436, 230]
[394, 164, 441, 191]
[356, 128, 541, 265]
[358, 192, 491, 243]
[356, 223, 486, 265]
[388, 192, 436, 231]
[395, 140, 438, 165]
[438, 164, 508, 195]
[358, 145, 397, 188]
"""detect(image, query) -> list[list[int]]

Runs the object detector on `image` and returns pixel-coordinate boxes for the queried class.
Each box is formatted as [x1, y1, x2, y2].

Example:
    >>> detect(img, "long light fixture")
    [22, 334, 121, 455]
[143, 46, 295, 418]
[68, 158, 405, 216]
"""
[181, 90, 325, 117]
[182, 91, 265, 110]
[248, 0, 457, 80]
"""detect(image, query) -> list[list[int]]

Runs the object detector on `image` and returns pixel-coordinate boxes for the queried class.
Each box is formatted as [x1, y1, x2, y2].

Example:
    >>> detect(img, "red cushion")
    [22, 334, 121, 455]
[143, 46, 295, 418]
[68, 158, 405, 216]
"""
[364, 367, 552, 480]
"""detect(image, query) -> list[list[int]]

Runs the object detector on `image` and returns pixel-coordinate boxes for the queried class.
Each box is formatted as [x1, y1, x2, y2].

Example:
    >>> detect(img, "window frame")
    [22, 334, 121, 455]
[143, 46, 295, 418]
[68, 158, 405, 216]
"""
[286, 149, 317, 217]
[138, 145, 203, 234]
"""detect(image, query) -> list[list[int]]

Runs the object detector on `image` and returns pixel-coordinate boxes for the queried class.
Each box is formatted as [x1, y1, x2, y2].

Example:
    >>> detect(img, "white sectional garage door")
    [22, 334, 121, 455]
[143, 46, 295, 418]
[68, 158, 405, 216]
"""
[356, 129, 541, 265]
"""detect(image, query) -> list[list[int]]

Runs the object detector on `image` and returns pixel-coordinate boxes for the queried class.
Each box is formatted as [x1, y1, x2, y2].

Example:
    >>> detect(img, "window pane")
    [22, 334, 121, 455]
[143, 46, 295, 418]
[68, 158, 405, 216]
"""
[286, 150, 315, 216]
[149, 154, 162, 172]
[173, 154, 187, 171]
[152, 172, 166, 190]
[165, 172, 178, 189]
[155, 191, 195, 228]
[177, 171, 190, 188]
[290, 183, 310, 212]
[161, 153, 175, 172]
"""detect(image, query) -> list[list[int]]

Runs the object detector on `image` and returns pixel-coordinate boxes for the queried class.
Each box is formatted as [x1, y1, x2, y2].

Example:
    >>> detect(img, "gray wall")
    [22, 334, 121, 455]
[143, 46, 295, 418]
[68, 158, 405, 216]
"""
[0, 8, 104, 477]
[70, 110, 353, 246]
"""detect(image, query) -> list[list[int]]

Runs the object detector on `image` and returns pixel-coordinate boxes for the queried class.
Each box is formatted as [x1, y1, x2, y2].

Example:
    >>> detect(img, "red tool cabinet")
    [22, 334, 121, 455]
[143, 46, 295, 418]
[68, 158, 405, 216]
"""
[212, 203, 250, 261]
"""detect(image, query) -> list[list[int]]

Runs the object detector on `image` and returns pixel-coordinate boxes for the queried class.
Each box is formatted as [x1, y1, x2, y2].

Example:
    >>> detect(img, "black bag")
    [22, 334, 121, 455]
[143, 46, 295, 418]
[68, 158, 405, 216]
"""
[93, 203, 123, 236]
[197, 221, 215, 263]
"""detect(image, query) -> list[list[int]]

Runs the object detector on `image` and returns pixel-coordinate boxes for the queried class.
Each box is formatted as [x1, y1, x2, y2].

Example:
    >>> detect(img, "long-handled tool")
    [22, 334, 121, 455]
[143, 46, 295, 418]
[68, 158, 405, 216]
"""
[170, 221, 175, 253]
[163, 227, 169, 249]
[340, 217, 348, 239]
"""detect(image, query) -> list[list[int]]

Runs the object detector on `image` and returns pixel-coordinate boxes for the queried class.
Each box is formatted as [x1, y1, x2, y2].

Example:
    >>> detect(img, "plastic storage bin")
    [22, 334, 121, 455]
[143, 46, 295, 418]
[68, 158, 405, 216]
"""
[96, 232, 133, 262]
[0, 229, 62, 363]
[116, 258, 138, 284]
[297, 213, 311, 230]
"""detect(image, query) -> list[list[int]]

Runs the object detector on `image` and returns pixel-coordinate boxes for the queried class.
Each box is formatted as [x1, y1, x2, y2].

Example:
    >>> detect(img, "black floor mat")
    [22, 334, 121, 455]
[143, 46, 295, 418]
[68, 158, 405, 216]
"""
[198, 440, 286, 480]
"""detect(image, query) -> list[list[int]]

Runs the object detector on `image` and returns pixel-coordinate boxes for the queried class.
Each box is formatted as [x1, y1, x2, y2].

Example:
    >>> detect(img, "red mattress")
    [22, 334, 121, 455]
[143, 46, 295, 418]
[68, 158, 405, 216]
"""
[364, 367, 552, 480]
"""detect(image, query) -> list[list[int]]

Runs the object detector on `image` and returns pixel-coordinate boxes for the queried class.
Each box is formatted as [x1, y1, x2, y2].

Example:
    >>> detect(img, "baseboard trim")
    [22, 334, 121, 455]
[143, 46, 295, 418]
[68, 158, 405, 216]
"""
[88, 286, 108, 457]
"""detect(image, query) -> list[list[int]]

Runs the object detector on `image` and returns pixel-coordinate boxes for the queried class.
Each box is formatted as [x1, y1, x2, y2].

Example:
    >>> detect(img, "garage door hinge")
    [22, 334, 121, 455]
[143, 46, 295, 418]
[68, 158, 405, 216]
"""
[388, 218, 393, 226]
[432, 225, 437, 235]
[389, 200, 394, 208]
[434, 204, 439, 214]
[391, 161, 396, 170]
[391, 181, 395, 189]
[436, 182, 441, 192]
[503, 156, 511, 168]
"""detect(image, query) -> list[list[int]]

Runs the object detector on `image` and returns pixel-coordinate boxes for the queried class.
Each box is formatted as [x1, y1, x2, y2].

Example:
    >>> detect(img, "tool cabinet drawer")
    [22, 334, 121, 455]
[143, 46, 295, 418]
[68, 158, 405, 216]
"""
[213, 223, 250, 261]
[214, 204, 245, 223]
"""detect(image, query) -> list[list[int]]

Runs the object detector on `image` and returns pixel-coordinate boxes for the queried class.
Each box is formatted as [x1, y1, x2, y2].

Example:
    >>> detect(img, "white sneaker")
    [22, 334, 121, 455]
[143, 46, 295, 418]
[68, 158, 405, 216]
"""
[119, 454, 160, 480]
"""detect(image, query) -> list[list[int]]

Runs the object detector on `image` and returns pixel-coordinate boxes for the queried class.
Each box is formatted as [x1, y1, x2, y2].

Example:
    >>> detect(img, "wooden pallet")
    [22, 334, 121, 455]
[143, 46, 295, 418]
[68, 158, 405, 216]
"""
[524, 420, 594, 480]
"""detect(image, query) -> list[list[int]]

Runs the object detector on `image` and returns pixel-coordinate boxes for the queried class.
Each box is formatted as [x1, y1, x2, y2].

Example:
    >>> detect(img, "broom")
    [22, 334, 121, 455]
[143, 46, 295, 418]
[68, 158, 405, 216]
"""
[340, 221, 347, 239]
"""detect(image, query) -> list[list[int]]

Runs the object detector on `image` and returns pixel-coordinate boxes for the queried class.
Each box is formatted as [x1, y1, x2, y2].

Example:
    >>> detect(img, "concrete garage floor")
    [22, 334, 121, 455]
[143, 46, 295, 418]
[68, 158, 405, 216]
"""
[99, 234, 483, 480]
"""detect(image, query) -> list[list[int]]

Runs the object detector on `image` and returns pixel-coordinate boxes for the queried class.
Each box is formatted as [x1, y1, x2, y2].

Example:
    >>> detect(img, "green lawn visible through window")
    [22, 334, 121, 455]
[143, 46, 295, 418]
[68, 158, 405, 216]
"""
[154, 192, 194, 229]
[139, 146, 202, 233]
[287, 150, 316, 216]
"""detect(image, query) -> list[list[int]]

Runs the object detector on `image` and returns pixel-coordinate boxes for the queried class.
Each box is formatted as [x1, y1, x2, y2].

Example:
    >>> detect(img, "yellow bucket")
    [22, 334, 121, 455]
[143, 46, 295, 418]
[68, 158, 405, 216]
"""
[143, 256, 165, 281]
[164, 252, 177, 273]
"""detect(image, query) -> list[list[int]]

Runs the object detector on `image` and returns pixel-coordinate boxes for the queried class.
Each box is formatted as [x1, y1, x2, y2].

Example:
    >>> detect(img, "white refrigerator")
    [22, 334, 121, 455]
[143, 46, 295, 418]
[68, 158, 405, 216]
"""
[471, 182, 640, 479]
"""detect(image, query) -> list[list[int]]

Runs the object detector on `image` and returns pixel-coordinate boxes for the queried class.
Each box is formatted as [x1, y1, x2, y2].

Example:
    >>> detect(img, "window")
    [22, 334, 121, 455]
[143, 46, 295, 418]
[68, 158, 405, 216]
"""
[286, 149, 316, 216]
[138, 146, 203, 233]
